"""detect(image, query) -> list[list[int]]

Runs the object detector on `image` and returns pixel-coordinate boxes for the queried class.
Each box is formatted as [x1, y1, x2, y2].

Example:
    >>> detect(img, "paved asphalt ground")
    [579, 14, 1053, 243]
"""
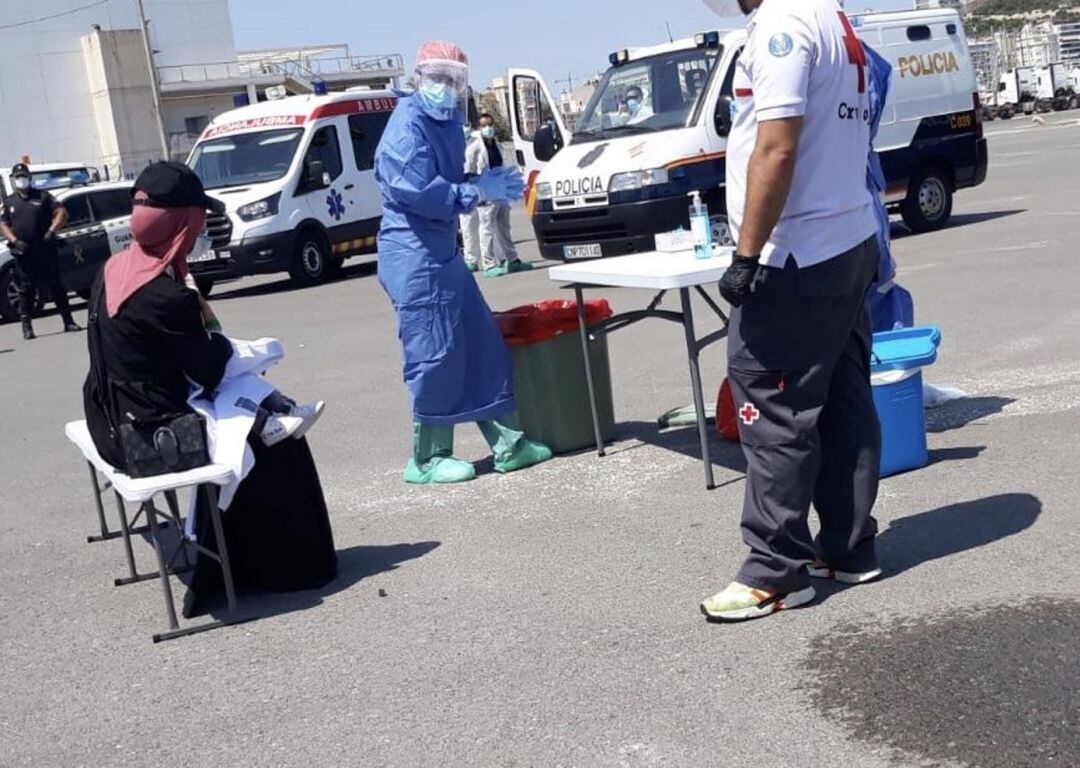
[2, 113, 1079, 768]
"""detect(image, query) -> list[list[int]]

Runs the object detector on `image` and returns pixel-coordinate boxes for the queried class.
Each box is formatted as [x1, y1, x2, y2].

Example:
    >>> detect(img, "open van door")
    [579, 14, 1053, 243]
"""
[506, 68, 567, 208]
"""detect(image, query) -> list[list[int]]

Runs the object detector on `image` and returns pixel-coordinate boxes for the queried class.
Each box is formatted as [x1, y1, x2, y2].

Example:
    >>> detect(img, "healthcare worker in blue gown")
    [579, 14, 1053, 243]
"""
[374, 40, 553, 484]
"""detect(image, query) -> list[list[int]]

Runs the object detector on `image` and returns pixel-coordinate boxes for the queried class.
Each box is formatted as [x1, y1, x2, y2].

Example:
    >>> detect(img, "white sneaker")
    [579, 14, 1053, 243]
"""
[700, 581, 816, 622]
[289, 401, 325, 440]
[807, 559, 883, 585]
[260, 414, 304, 447]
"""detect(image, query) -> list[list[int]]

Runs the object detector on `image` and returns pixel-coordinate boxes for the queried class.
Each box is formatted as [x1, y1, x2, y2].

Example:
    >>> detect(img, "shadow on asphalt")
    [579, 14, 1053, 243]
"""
[812, 492, 1041, 606]
[211, 261, 379, 302]
[605, 420, 748, 474]
[891, 208, 1026, 239]
[927, 445, 986, 465]
[926, 396, 1015, 432]
[187, 540, 441, 624]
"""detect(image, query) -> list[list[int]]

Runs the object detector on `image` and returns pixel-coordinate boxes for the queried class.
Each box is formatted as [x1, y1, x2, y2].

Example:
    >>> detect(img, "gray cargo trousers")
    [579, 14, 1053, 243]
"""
[726, 236, 882, 594]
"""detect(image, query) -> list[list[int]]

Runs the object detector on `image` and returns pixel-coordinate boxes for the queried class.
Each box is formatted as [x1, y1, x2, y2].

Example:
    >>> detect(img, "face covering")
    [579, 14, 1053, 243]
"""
[627, 99, 642, 115]
[480, 126, 496, 139]
[13, 177, 30, 192]
[419, 80, 457, 112]
[189, 233, 213, 264]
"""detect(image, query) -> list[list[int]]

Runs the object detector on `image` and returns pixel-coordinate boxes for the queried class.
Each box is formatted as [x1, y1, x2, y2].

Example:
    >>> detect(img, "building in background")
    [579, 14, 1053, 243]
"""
[0, 0, 402, 179]
[558, 74, 601, 131]
[1016, 21, 1060, 68]
[1058, 21, 1080, 67]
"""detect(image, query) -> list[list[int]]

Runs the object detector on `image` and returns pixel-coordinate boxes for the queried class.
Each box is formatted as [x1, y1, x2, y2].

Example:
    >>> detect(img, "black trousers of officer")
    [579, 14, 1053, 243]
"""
[727, 236, 881, 594]
[15, 248, 73, 324]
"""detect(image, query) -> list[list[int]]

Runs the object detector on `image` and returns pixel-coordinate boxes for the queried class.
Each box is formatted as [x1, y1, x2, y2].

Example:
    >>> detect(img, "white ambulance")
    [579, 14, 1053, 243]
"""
[511, 8, 987, 261]
[185, 89, 397, 291]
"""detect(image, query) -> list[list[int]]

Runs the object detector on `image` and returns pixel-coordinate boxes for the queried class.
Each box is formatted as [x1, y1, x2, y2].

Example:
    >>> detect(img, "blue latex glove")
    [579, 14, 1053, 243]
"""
[475, 167, 525, 203]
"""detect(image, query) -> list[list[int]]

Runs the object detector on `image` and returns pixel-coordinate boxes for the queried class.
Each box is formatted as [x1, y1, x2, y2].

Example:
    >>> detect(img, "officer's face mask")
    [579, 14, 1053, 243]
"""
[13, 176, 31, 192]
[627, 98, 642, 115]
[188, 233, 213, 264]
[480, 125, 496, 139]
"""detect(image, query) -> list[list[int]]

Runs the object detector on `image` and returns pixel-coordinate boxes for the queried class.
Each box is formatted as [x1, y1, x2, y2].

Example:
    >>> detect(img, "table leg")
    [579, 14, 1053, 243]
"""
[575, 285, 606, 458]
[203, 485, 238, 616]
[145, 500, 181, 633]
[112, 491, 141, 585]
[679, 288, 716, 490]
[86, 463, 112, 543]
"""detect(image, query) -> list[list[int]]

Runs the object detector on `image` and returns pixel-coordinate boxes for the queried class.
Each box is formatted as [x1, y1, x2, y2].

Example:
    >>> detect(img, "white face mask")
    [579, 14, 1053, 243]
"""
[13, 177, 30, 192]
[189, 233, 213, 263]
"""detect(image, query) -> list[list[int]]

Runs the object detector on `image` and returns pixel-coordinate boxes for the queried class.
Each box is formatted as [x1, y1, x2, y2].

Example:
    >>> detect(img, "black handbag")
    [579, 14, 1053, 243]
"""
[118, 414, 209, 479]
[87, 280, 210, 479]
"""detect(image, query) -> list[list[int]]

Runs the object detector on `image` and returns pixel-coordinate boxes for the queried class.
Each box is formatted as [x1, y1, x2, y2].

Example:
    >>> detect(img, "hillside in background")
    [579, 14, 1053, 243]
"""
[966, 0, 1080, 36]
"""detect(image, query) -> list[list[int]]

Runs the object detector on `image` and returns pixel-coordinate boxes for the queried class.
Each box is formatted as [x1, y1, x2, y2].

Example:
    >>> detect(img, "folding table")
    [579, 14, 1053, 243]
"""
[548, 248, 734, 490]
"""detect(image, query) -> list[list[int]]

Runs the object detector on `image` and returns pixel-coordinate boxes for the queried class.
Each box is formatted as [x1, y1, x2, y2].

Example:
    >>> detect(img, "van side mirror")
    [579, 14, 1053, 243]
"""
[534, 123, 562, 163]
[715, 96, 734, 137]
[303, 159, 330, 192]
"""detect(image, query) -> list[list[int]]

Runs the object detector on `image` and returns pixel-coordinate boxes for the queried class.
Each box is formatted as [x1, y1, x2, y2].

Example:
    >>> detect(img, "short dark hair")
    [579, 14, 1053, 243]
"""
[626, 85, 643, 97]
[479, 112, 495, 122]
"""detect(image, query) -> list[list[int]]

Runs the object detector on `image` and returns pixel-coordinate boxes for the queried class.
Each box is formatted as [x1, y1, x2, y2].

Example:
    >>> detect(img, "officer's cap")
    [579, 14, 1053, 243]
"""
[10, 163, 30, 179]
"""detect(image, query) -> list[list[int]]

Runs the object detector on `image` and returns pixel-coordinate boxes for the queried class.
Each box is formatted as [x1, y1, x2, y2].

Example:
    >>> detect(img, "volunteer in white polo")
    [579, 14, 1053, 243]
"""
[701, 0, 884, 622]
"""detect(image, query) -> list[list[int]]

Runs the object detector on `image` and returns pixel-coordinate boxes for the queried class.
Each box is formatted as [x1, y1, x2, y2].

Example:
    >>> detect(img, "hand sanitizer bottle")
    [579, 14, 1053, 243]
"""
[688, 191, 712, 259]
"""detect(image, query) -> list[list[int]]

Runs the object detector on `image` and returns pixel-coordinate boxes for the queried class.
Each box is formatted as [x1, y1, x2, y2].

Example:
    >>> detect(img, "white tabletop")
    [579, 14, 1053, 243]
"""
[548, 248, 734, 290]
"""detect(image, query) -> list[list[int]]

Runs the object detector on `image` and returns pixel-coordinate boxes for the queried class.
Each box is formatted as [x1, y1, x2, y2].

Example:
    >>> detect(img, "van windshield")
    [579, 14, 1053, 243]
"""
[573, 47, 721, 142]
[189, 129, 304, 190]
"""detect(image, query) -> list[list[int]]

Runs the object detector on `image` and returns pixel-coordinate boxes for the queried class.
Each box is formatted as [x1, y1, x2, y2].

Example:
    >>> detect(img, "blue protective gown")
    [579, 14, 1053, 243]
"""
[374, 93, 516, 425]
[864, 41, 914, 332]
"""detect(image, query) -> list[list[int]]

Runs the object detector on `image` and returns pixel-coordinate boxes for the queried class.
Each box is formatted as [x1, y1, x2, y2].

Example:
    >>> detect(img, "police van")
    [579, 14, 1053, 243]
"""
[0, 181, 133, 322]
[510, 8, 987, 262]
[185, 89, 396, 291]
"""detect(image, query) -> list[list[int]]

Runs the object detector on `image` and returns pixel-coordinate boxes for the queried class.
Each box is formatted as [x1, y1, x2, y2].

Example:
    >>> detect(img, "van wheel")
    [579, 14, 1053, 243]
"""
[901, 167, 952, 233]
[0, 266, 19, 322]
[710, 214, 735, 248]
[194, 277, 215, 298]
[289, 230, 329, 287]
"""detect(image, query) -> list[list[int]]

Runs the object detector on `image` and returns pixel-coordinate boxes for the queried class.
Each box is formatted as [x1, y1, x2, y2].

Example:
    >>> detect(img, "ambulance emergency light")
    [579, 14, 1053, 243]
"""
[608, 49, 631, 66]
[695, 31, 721, 47]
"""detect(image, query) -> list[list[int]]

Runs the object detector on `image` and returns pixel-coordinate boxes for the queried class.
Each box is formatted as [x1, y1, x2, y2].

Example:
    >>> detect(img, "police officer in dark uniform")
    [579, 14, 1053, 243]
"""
[1, 163, 79, 339]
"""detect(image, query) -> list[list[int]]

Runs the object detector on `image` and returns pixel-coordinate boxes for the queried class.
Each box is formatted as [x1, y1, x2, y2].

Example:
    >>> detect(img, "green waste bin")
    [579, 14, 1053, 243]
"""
[497, 300, 616, 455]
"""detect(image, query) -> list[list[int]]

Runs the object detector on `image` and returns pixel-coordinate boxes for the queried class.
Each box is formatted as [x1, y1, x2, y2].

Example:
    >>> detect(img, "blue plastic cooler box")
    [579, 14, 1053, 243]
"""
[870, 326, 942, 477]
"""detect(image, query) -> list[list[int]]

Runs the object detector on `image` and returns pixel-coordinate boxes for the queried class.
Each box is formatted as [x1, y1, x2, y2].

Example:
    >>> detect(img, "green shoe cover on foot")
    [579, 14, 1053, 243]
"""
[494, 439, 553, 474]
[506, 260, 534, 273]
[404, 456, 476, 484]
[483, 265, 509, 278]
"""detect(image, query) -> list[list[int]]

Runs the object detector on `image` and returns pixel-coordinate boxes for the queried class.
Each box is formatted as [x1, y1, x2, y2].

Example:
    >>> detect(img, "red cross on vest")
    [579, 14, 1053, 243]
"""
[739, 402, 760, 425]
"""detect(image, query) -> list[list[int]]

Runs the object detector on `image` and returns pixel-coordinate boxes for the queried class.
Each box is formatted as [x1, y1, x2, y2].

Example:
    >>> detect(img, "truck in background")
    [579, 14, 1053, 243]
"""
[1032, 63, 1079, 112]
[994, 67, 1038, 119]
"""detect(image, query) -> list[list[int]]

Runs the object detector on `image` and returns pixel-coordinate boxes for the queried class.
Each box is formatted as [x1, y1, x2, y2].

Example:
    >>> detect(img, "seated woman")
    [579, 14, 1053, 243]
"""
[82, 162, 337, 617]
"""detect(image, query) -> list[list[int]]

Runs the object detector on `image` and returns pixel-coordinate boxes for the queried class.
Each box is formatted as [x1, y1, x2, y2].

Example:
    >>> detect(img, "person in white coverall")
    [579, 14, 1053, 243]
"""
[465, 112, 532, 278]
[459, 125, 483, 270]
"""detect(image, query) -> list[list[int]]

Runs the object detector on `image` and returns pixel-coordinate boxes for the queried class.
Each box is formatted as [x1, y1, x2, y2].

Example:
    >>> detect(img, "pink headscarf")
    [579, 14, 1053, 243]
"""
[104, 192, 206, 317]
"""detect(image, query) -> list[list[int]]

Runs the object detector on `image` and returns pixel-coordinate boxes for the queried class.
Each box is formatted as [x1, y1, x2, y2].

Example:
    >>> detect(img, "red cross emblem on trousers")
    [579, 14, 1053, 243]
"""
[740, 402, 760, 425]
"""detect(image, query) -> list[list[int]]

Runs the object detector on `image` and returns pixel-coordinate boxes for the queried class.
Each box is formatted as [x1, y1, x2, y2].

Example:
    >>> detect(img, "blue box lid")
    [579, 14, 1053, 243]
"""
[871, 326, 942, 372]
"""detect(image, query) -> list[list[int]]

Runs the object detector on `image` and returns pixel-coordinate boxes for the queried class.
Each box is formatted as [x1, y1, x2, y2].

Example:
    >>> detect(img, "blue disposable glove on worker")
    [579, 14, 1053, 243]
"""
[474, 167, 525, 204]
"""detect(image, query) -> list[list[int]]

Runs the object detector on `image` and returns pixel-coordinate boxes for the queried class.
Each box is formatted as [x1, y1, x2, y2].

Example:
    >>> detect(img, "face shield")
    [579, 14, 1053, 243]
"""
[414, 41, 469, 122]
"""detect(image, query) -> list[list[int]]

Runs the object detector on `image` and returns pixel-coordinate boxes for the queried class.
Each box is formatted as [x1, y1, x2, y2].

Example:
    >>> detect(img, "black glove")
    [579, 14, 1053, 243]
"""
[719, 254, 761, 308]
[43, 230, 56, 243]
[10, 239, 29, 256]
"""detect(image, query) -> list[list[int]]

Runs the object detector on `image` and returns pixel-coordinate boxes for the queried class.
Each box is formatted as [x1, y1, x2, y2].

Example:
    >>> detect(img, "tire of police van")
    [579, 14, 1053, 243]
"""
[194, 277, 215, 298]
[0, 265, 18, 322]
[901, 167, 952, 234]
[289, 228, 330, 287]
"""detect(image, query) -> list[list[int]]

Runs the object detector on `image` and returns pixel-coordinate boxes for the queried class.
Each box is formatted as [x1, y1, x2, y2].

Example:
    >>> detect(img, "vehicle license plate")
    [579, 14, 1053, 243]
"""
[188, 250, 222, 263]
[563, 243, 603, 260]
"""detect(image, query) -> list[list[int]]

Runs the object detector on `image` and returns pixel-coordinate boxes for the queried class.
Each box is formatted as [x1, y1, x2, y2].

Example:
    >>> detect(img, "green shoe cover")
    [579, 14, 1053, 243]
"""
[506, 260, 534, 273]
[404, 456, 476, 484]
[466, 261, 479, 272]
[494, 439, 553, 474]
[483, 265, 509, 278]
